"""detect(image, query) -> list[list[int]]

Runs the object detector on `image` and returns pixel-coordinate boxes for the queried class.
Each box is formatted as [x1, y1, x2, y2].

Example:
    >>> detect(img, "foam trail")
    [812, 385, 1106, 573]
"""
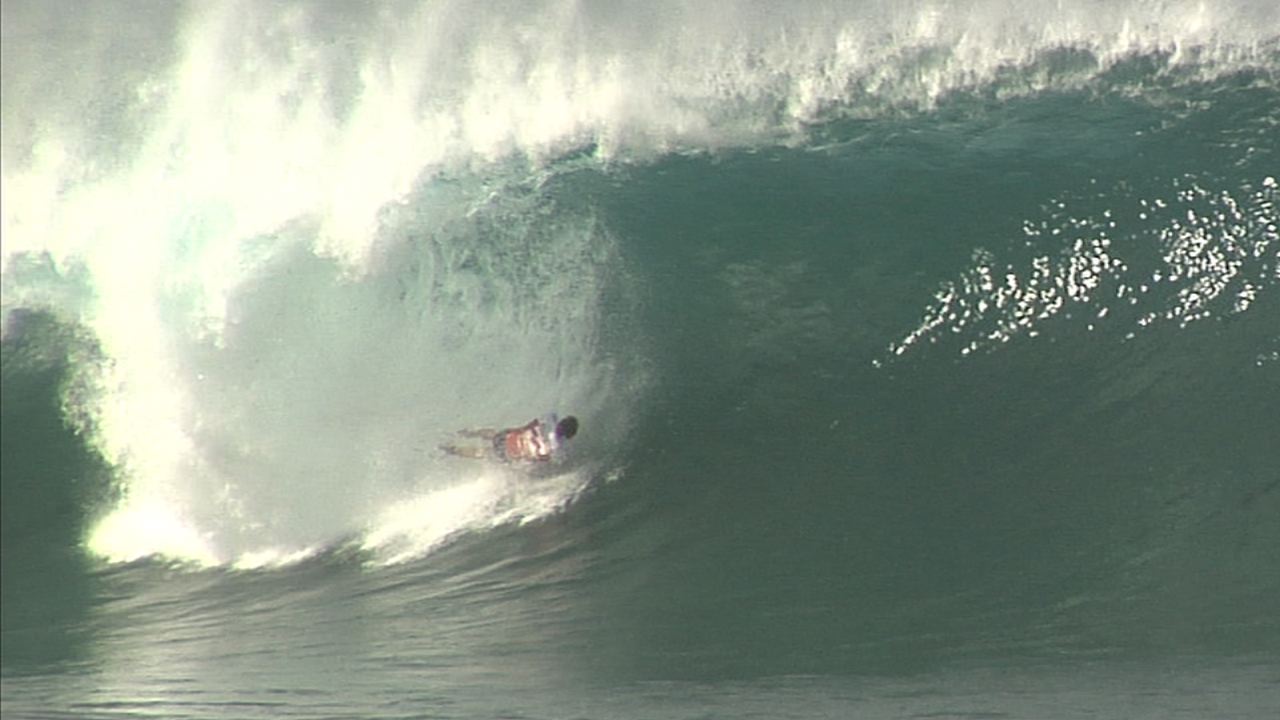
[360, 465, 592, 567]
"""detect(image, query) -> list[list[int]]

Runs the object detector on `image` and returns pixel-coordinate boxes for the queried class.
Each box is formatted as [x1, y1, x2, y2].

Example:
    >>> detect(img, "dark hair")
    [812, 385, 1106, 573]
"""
[556, 416, 579, 440]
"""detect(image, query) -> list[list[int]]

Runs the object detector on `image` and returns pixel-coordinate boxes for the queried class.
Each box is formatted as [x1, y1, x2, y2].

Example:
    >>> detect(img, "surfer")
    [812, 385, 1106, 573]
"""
[441, 414, 578, 463]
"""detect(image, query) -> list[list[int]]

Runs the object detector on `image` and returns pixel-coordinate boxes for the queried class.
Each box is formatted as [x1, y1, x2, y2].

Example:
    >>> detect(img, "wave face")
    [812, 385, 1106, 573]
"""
[3, 0, 1279, 716]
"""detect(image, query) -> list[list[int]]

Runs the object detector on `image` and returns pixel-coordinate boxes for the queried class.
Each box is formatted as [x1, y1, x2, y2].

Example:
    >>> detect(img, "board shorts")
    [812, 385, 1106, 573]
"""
[491, 433, 510, 462]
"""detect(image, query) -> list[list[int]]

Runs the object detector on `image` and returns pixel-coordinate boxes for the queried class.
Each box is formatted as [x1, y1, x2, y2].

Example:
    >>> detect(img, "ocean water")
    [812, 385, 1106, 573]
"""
[3, 1, 1279, 717]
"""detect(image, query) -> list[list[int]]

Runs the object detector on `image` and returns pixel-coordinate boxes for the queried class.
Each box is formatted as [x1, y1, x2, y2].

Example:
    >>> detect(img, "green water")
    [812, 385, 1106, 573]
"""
[4, 1, 1279, 717]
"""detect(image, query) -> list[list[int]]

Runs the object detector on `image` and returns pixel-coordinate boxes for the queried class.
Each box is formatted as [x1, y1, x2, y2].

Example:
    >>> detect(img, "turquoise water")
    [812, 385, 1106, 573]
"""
[3, 1, 1279, 717]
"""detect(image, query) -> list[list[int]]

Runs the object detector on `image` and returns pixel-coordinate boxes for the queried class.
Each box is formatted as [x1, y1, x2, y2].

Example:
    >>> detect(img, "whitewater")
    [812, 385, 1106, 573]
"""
[3, 1, 1279, 718]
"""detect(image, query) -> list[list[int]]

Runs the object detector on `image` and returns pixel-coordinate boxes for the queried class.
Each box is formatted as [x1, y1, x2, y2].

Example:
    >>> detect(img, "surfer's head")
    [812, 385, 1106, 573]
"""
[556, 416, 579, 440]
